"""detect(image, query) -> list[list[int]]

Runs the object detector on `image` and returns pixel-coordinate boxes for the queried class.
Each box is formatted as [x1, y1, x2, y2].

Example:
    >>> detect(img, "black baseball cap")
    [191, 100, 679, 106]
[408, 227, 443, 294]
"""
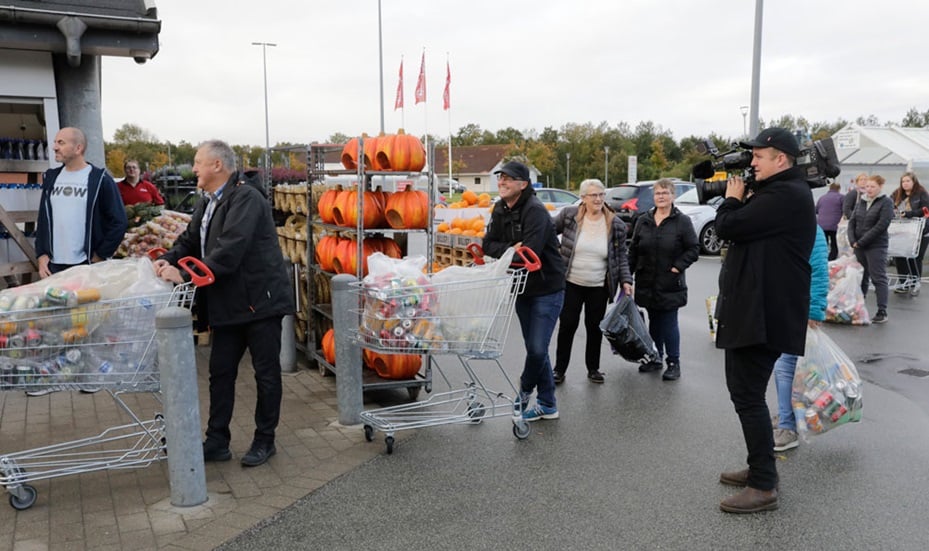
[494, 161, 531, 182]
[739, 127, 800, 157]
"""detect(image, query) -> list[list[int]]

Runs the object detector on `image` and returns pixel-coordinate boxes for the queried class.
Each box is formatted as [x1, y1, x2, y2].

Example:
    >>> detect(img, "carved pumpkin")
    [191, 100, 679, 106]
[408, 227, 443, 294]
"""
[385, 189, 429, 229]
[375, 129, 427, 172]
[321, 328, 335, 365]
[332, 238, 386, 276]
[362, 133, 387, 171]
[317, 185, 342, 224]
[314, 234, 343, 272]
[366, 351, 422, 379]
[331, 188, 386, 228]
[340, 136, 362, 170]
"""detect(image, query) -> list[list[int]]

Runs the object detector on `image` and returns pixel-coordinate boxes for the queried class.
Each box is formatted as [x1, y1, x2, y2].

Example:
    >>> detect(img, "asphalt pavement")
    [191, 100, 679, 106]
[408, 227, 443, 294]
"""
[220, 256, 929, 551]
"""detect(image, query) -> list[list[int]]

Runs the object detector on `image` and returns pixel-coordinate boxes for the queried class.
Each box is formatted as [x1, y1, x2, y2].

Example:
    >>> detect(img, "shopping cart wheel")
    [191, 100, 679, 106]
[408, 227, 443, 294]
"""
[467, 402, 486, 424]
[363, 425, 374, 442]
[384, 436, 395, 455]
[512, 421, 531, 440]
[9, 485, 37, 510]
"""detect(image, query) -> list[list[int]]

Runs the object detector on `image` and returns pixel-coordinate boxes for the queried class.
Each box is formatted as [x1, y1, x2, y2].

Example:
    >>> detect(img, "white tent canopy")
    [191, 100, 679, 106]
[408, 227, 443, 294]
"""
[832, 125, 929, 191]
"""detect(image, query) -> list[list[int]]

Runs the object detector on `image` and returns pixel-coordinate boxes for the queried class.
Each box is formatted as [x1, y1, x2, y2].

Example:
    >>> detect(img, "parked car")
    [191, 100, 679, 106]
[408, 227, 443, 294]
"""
[437, 178, 465, 194]
[675, 187, 724, 255]
[534, 188, 580, 208]
[606, 180, 695, 228]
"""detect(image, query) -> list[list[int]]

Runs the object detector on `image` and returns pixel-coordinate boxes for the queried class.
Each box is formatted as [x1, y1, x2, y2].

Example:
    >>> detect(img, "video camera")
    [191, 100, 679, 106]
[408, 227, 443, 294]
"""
[692, 135, 841, 204]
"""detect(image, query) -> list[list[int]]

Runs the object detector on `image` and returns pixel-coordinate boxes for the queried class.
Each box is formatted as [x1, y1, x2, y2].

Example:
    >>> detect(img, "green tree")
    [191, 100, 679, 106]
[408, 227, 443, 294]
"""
[328, 132, 350, 144]
[901, 108, 929, 128]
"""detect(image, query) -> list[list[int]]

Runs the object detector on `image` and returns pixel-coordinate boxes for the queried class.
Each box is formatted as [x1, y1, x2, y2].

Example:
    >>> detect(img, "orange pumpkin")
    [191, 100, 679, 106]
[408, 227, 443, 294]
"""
[362, 348, 378, 370]
[317, 185, 342, 224]
[332, 188, 386, 228]
[385, 189, 429, 229]
[362, 133, 387, 171]
[461, 190, 478, 205]
[314, 234, 343, 272]
[340, 136, 362, 170]
[332, 238, 390, 276]
[375, 129, 427, 172]
[367, 351, 422, 379]
[373, 236, 403, 259]
[321, 328, 336, 365]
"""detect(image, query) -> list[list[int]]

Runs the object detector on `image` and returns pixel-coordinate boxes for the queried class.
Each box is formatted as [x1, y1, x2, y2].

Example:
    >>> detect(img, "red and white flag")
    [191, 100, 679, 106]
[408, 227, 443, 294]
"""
[442, 61, 451, 111]
[394, 59, 404, 110]
[414, 52, 426, 104]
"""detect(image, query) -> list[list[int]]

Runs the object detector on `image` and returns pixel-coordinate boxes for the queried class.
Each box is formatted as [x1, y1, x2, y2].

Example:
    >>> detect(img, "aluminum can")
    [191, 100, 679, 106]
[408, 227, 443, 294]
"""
[805, 409, 824, 433]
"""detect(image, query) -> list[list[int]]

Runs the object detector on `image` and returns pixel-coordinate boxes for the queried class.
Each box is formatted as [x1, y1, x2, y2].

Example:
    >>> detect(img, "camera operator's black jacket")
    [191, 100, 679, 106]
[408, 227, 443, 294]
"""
[483, 187, 566, 297]
[714, 166, 815, 355]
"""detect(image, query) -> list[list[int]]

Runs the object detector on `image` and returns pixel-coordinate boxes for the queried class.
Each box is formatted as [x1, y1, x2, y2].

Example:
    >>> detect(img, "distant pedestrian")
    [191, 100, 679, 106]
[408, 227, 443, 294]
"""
[848, 174, 894, 323]
[118, 159, 165, 206]
[627, 179, 700, 381]
[842, 173, 868, 220]
[890, 172, 929, 296]
[816, 182, 844, 260]
[551, 179, 633, 385]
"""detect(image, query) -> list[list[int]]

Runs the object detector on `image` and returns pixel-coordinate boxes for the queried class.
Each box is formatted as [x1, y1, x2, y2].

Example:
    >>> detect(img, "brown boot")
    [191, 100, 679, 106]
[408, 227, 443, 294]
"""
[719, 487, 778, 514]
[719, 468, 749, 487]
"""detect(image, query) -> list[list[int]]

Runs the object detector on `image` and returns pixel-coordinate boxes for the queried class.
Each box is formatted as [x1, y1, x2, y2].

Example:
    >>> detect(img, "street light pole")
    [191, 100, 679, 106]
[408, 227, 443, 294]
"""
[566, 152, 571, 190]
[252, 41, 276, 191]
[740, 106, 749, 138]
[604, 146, 609, 186]
[749, 0, 763, 138]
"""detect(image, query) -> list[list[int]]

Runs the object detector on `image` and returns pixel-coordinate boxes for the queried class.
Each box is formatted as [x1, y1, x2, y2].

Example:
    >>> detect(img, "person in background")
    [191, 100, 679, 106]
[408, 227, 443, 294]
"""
[482, 161, 566, 422]
[714, 127, 815, 514]
[890, 172, 929, 296]
[551, 178, 633, 385]
[848, 174, 894, 323]
[627, 178, 700, 381]
[772, 226, 829, 451]
[816, 182, 845, 260]
[28, 126, 128, 397]
[118, 159, 165, 206]
[154, 139, 293, 467]
[842, 173, 868, 220]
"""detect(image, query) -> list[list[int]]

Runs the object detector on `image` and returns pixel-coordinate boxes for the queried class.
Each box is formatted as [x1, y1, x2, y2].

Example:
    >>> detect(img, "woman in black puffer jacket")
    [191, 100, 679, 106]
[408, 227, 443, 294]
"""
[551, 179, 633, 385]
[628, 179, 700, 380]
[848, 174, 895, 322]
[890, 172, 929, 296]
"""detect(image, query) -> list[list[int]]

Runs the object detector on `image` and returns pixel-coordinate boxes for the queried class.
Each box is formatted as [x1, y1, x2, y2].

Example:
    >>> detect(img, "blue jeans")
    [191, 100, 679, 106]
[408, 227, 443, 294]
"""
[646, 308, 681, 363]
[514, 290, 564, 409]
[774, 353, 798, 431]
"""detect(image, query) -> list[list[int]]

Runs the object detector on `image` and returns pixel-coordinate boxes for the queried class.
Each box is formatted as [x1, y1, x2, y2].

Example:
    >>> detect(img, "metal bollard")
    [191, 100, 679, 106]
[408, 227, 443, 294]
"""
[331, 274, 363, 425]
[280, 314, 296, 373]
[156, 306, 208, 507]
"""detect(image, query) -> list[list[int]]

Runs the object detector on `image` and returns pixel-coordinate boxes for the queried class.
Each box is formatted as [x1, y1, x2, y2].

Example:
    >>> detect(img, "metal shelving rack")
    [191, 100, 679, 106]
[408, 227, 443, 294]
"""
[304, 139, 434, 399]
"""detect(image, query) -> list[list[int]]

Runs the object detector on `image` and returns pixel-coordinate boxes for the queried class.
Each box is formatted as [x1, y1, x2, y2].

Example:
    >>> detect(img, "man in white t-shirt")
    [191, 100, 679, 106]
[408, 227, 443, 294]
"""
[34, 127, 127, 277]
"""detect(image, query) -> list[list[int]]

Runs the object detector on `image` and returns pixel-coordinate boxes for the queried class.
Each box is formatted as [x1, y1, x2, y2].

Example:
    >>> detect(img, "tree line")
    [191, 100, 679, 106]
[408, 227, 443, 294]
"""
[104, 107, 929, 189]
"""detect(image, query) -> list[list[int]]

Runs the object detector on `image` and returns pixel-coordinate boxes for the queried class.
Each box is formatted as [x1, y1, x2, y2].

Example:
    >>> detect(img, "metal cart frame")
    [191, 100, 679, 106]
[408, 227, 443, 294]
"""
[352, 247, 539, 454]
[0, 256, 211, 510]
[887, 217, 926, 293]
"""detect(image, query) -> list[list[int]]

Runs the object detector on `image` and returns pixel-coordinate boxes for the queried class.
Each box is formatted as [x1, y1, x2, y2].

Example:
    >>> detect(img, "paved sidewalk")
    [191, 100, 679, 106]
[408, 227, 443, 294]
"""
[0, 345, 384, 551]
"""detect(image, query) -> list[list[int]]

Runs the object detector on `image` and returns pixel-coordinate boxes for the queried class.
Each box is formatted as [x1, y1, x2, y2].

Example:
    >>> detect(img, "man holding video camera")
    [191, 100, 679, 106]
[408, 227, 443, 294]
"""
[713, 127, 816, 514]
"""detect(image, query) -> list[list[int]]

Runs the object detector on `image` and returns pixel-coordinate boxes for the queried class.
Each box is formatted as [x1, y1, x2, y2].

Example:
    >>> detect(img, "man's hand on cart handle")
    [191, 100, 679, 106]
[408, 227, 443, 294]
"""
[154, 256, 215, 287]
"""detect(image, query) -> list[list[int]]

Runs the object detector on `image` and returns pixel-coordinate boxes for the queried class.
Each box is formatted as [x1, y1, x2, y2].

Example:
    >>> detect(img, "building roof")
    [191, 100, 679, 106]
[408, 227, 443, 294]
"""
[434, 144, 517, 174]
[834, 125, 929, 166]
[0, 0, 161, 64]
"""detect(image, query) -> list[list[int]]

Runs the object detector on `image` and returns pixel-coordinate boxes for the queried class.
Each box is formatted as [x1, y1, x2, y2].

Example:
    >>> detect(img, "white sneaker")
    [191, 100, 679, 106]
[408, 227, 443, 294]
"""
[773, 428, 799, 451]
[25, 387, 56, 397]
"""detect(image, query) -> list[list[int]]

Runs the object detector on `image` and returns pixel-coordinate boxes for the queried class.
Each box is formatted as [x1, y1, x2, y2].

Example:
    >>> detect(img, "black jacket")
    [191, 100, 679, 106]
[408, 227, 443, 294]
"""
[628, 206, 700, 310]
[160, 172, 294, 327]
[841, 189, 859, 220]
[35, 164, 128, 262]
[848, 193, 894, 249]
[483, 187, 566, 297]
[893, 188, 929, 236]
[714, 166, 815, 355]
[552, 204, 632, 299]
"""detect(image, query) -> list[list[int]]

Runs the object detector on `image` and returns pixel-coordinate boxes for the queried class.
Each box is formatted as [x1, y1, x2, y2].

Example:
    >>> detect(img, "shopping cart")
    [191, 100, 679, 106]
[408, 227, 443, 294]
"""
[351, 246, 540, 454]
[887, 215, 926, 294]
[0, 254, 213, 510]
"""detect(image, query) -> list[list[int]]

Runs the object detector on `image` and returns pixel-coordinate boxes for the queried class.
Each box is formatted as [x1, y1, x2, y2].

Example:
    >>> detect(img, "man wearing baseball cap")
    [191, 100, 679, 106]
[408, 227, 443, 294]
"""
[713, 128, 816, 513]
[483, 160, 566, 422]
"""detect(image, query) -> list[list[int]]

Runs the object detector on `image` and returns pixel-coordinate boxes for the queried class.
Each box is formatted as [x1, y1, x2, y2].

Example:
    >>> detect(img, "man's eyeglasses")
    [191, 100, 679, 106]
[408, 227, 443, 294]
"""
[498, 174, 522, 182]
[584, 192, 606, 198]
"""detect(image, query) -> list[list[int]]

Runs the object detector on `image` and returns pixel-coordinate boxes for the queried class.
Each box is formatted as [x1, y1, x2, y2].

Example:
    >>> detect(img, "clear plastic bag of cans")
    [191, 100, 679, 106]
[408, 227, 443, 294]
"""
[824, 255, 870, 325]
[792, 327, 863, 436]
[359, 253, 445, 352]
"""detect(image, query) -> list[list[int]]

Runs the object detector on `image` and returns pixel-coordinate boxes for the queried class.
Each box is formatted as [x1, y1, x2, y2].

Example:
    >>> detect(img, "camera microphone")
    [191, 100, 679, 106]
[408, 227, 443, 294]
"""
[693, 160, 716, 180]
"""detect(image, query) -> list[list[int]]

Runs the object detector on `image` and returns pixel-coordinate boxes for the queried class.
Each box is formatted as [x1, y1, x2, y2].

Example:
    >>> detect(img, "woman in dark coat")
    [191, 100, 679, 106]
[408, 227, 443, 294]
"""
[848, 174, 894, 323]
[551, 179, 633, 384]
[628, 179, 700, 380]
[890, 172, 929, 296]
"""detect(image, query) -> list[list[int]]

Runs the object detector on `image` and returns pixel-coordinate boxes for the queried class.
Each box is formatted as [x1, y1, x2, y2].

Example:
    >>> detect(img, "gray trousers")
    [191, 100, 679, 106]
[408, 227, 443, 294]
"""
[855, 246, 889, 311]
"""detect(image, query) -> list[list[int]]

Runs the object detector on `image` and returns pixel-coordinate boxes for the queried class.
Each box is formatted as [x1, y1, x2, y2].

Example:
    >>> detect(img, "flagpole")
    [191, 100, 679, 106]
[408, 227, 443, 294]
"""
[445, 54, 452, 186]
[422, 49, 429, 173]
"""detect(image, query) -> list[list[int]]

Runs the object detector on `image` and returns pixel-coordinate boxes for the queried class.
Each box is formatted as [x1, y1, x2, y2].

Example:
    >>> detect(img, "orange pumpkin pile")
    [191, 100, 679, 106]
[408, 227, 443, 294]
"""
[315, 235, 402, 276]
[341, 130, 426, 173]
[436, 215, 486, 238]
[323, 328, 422, 379]
[385, 189, 429, 229]
[447, 191, 492, 209]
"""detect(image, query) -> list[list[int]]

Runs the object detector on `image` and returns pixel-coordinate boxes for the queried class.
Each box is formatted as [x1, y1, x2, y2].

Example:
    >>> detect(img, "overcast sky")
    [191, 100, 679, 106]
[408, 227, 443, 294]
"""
[100, 0, 929, 147]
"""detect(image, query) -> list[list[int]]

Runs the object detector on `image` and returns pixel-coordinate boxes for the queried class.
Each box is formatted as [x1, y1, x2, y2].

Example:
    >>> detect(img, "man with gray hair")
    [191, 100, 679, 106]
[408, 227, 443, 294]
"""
[155, 140, 293, 467]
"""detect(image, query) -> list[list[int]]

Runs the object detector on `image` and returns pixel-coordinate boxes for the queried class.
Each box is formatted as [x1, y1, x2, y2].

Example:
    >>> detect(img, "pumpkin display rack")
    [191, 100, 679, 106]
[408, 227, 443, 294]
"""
[304, 136, 436, 399]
